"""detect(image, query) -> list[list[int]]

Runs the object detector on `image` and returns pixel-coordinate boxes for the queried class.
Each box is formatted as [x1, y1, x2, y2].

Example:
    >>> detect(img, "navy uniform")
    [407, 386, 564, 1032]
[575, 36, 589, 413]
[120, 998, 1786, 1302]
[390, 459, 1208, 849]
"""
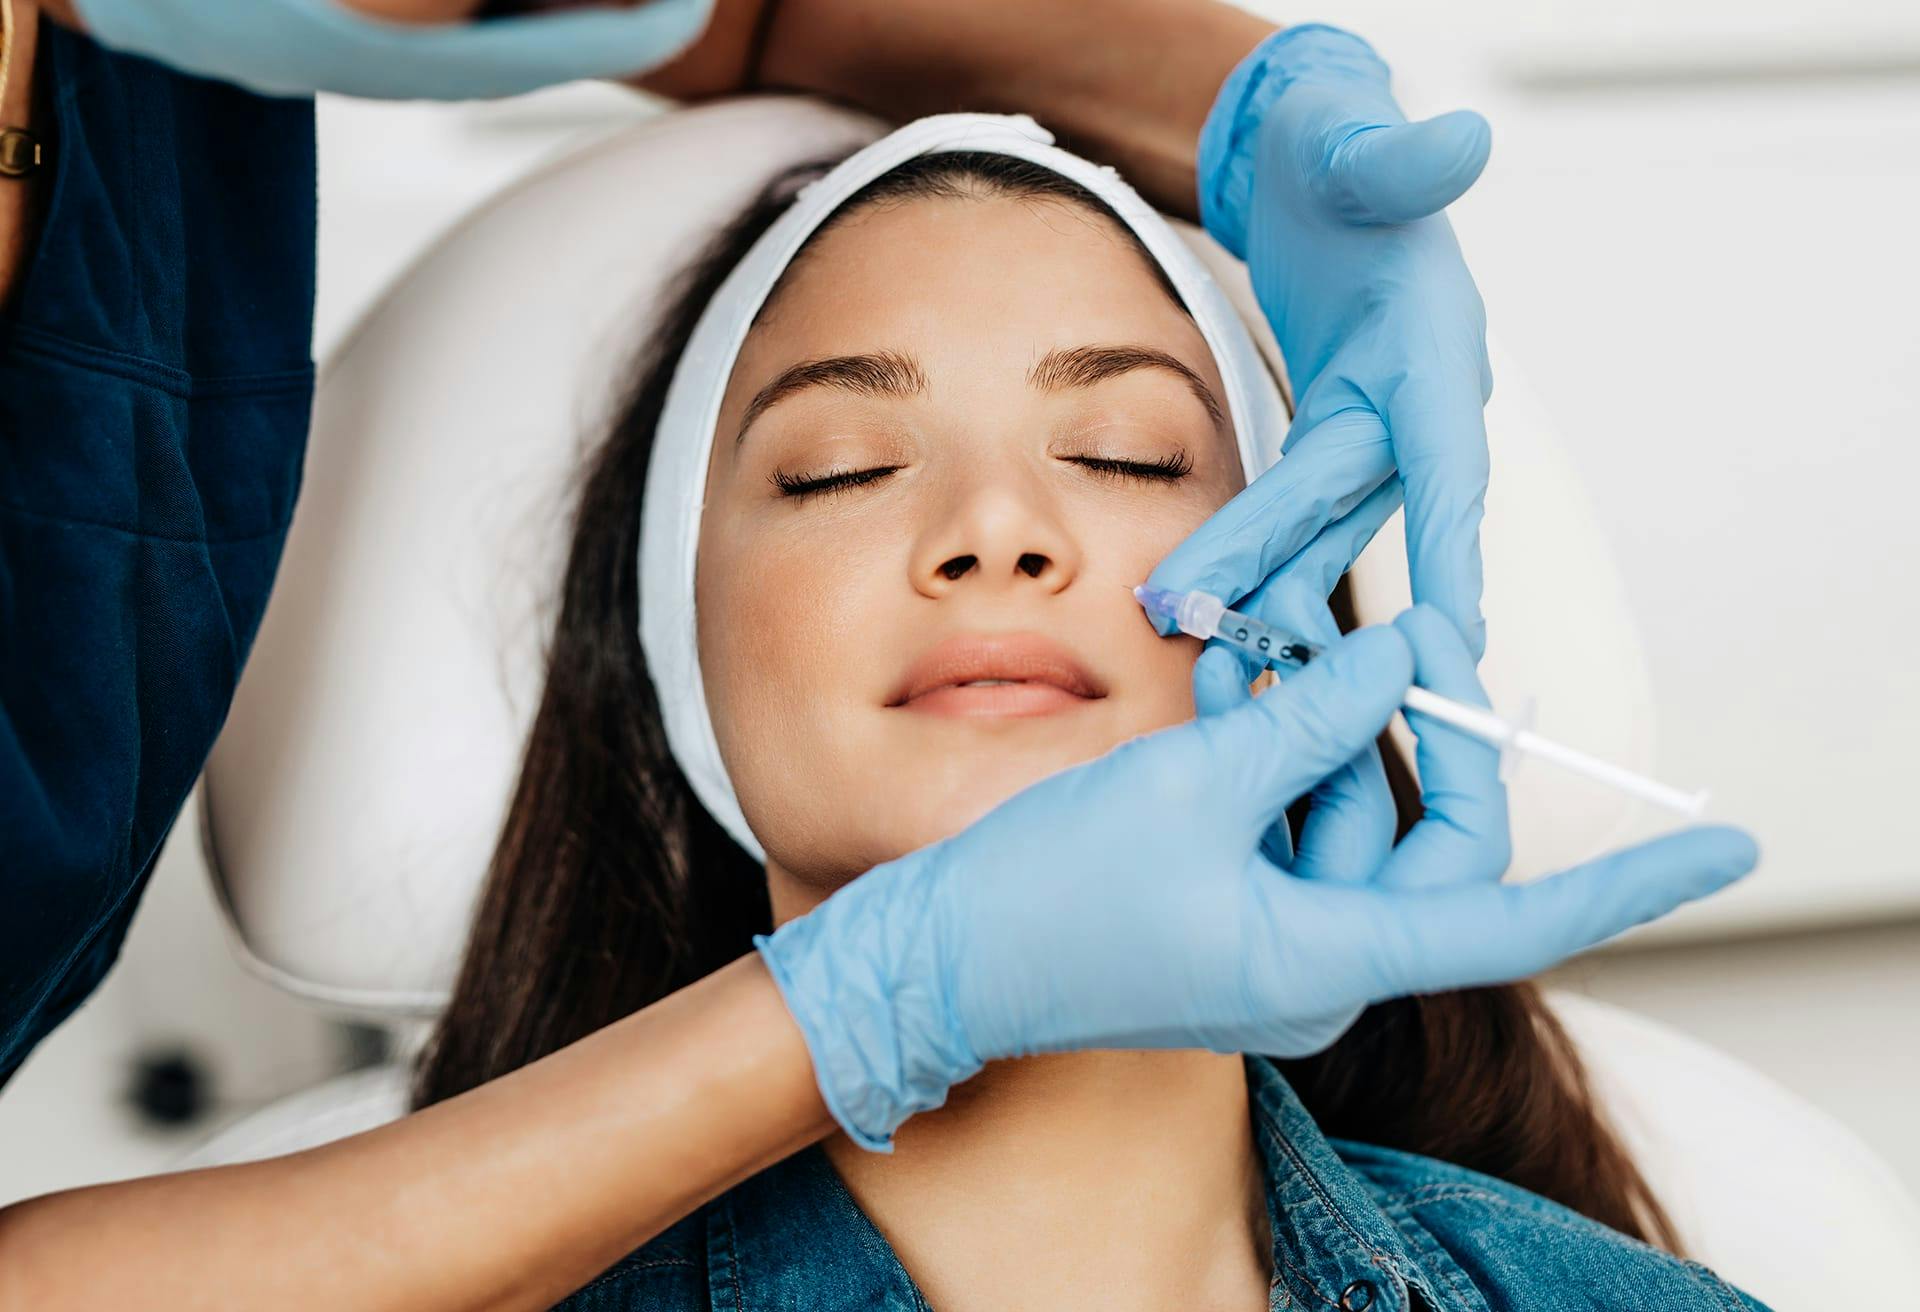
[0, 23, 316, 1082]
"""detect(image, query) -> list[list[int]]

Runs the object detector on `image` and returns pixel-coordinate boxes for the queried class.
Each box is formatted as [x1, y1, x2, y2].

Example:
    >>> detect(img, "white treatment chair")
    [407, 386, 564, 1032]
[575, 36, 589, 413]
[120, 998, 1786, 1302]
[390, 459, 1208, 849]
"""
[182, 97, 1920, 1308]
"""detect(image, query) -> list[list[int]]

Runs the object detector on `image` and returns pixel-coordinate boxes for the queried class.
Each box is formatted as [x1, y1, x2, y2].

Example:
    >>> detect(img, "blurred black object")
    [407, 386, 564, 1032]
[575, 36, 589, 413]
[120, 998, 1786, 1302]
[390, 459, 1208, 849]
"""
[126, 1046, 213, 1128]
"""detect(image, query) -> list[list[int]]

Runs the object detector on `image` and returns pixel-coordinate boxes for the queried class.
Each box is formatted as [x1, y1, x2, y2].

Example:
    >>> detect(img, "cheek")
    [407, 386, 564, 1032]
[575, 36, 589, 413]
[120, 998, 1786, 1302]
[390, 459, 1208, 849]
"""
[695, 529, 833, 728]
[1078, 487, 1224, 598]
[1131, 628, 1206, 731]
[693, 512, 894, 854]
[1076, 489, 1236, 726]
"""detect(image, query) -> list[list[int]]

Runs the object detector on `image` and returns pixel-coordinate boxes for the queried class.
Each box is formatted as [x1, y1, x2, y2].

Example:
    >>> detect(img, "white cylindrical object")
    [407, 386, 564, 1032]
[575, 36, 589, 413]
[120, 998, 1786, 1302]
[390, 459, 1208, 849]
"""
[1177, 590, 1228, 642]
[1403, 686, 1517, 746]
[1509, 728, 1708, 817]
[1401, 687, 1706, 817]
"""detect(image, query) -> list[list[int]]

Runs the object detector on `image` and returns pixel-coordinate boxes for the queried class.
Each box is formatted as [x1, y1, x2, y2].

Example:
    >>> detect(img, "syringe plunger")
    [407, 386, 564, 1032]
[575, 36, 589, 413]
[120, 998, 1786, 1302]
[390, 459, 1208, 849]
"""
[1134, 585, 1709, 818]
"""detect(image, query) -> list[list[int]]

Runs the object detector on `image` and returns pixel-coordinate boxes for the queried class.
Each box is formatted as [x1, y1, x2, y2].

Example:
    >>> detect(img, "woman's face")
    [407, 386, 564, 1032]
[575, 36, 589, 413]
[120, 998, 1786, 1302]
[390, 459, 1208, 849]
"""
[695, 186, 1248, 913]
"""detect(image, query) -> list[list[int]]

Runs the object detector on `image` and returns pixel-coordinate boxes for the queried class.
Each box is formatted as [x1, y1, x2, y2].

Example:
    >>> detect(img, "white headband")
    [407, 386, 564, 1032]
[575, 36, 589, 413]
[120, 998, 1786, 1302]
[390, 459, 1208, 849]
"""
[638, 113, 1289, 863]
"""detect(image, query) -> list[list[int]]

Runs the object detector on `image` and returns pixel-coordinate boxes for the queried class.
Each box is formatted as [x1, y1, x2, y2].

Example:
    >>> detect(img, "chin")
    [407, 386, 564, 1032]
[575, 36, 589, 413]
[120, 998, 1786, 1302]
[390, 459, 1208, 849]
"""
[883, 742, 1114, 848]
[766, 700, 1191, 882]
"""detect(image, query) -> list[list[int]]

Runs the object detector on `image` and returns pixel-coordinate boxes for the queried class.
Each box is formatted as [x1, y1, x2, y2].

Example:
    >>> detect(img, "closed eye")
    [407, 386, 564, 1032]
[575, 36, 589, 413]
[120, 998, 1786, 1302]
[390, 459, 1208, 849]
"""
[770, 465, 901, 502]
[1068, 452, 1194, 482]
[770, 451, 1193, 503]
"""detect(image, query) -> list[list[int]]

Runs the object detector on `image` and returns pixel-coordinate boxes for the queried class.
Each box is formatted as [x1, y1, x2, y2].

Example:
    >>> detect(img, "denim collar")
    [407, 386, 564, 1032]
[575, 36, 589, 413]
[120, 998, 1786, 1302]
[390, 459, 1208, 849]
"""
[706, 1055, 1466, 1312]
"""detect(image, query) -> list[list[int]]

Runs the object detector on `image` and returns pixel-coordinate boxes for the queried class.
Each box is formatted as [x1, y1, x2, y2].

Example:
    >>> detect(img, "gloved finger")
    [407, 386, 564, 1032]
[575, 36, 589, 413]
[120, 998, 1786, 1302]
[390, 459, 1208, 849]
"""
[1243, 476, 1404, 616]
[1143, 409, 1393, 635]
[1192, 646, 1295, 866]
[1289, 742, 1394, 883]
[1327, 111, 1492, 226]
[1361, 826, 1760, 998]
[1191, 642, 1255, 719]
[1374, 605, 1509, 890]
[80, 0, 715, 101]
[1387, 373, 1491, 660]
[1191, 624, 1411, 833]
[1228, 576, 1394, 882]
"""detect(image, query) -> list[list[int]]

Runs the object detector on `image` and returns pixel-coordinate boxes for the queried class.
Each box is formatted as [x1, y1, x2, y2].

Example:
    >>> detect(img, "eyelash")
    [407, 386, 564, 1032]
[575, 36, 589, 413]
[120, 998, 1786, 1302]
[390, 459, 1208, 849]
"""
[1071, 451, 1194, 482]
[770, 453, 1193, 502]
[770, 465, 903, 501]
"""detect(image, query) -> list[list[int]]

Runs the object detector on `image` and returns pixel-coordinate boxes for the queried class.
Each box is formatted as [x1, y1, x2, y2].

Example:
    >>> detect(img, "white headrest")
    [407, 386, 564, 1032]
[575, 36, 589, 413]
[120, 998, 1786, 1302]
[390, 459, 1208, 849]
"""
[203, 95, 1657, 1015]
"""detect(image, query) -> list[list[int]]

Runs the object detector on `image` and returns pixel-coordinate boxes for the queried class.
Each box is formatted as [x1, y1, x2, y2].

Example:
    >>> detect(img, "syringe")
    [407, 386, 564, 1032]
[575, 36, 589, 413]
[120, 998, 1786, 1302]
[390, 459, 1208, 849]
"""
[1133, 585, 1709, 818]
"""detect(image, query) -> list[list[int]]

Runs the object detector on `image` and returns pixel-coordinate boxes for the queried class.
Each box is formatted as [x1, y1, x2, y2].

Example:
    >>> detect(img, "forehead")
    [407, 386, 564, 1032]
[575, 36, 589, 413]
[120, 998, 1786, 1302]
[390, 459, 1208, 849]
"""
[731, 191, 1218, 383]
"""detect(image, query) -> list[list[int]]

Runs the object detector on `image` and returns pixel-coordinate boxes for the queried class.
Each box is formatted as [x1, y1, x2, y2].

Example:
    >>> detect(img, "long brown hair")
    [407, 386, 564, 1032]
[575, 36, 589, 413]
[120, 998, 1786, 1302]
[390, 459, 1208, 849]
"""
[415, 151, 1684, 1256]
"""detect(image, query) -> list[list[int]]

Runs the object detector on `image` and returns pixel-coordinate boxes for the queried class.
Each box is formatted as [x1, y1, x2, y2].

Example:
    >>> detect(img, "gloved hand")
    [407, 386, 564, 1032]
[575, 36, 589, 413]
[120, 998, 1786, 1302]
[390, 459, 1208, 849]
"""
[72, 0, 711, 100]
[1151, 24, 1495, 656]
[755, 616, 1759, 1151]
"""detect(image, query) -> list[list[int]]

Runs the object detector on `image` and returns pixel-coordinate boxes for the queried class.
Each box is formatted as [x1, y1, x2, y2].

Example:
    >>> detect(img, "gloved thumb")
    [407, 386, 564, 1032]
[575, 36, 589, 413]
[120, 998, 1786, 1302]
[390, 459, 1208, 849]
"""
[1192, 644, 1256, 718]
[1327, 110, 1491, 225]
[1205, 625, 1411, 830]
[1194, 646, 1305, 866]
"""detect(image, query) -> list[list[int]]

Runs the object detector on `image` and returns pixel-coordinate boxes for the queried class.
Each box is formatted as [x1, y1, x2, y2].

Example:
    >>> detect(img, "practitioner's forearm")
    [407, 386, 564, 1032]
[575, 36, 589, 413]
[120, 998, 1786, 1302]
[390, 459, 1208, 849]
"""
[757, 0, 1275, 218]
[430, 0, 1275, 219]
[637, 0, 1277, 219]
[340, 0, 496, 19]
[0, 954, 834, 1312]
[325, 0, 1276, 218]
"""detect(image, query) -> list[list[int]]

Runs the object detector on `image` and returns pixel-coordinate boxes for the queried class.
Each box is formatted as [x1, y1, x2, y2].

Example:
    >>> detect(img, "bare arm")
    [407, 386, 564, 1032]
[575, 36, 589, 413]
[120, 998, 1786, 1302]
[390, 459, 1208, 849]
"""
[348, 0, 1278, 219]
[0, 954, 835, 1312]
[12, 0, 1274, 266]
[733, 0, 1276, 219]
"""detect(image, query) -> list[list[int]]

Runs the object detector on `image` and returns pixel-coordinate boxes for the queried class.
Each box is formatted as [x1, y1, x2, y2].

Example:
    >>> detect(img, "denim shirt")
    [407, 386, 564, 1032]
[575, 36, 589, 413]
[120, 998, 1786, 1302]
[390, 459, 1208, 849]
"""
[556, 1055, 1773, 1311]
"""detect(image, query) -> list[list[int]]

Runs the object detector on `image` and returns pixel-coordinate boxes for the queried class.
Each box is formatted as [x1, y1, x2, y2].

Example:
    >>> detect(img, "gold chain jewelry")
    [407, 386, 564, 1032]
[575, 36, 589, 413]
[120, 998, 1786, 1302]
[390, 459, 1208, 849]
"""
[1, 0, 47, 179]
[0, 0, 13, 112]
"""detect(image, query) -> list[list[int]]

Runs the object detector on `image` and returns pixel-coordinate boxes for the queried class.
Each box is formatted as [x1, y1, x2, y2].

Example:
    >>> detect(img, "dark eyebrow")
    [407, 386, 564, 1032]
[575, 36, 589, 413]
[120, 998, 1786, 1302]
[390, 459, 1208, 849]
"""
[736, 351, 929, 445]
[1028, 344, 1225, 428]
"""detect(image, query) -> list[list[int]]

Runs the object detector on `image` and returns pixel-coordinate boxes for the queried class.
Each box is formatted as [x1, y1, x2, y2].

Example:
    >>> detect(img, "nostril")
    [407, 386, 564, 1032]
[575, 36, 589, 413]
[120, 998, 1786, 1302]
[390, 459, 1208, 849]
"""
[1017, 553, 1047, 578]
[939, 554, 976, 581]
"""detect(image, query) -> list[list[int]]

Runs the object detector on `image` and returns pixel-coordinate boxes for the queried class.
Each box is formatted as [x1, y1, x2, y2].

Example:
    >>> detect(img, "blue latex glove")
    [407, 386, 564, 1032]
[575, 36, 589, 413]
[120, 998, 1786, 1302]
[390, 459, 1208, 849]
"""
[756, 618, 1758, 1151]
[1151, 24, 1495, 655]
[1195, 578, 1398, 883]
[73, 0, 712, 100]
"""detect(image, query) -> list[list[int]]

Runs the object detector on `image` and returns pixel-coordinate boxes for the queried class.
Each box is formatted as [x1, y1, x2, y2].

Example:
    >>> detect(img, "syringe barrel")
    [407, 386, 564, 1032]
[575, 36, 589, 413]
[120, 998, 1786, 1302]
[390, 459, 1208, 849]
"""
[1175, 590, 1227, 641]
[1137, 588, 1320, 672]
[1134, 586, 1711, 816]
[1205, 600, 1324, 673]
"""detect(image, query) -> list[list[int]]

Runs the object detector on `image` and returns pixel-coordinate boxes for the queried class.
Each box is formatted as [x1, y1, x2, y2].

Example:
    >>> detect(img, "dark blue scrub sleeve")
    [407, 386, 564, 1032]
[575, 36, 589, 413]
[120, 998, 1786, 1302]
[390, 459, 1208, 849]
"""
[0, 24, 317, 1084]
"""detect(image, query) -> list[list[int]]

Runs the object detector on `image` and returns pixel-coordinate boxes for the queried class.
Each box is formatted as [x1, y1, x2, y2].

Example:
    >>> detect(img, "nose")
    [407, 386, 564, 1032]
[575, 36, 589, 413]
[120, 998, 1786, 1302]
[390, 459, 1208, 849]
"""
[909, 474, 1083, 600]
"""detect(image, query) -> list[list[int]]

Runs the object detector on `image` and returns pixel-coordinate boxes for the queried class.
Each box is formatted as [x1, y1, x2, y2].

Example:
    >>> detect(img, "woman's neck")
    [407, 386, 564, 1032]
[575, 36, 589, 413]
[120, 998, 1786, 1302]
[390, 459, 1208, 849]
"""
[769, 868, 1274, 1310]
[821, 1048, 1275, 1312]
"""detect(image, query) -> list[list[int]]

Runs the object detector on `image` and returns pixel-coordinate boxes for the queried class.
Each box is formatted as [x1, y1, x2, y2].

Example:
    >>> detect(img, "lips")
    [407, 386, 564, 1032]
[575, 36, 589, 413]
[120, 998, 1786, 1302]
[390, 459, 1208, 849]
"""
[888, 632, 1108, 717]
